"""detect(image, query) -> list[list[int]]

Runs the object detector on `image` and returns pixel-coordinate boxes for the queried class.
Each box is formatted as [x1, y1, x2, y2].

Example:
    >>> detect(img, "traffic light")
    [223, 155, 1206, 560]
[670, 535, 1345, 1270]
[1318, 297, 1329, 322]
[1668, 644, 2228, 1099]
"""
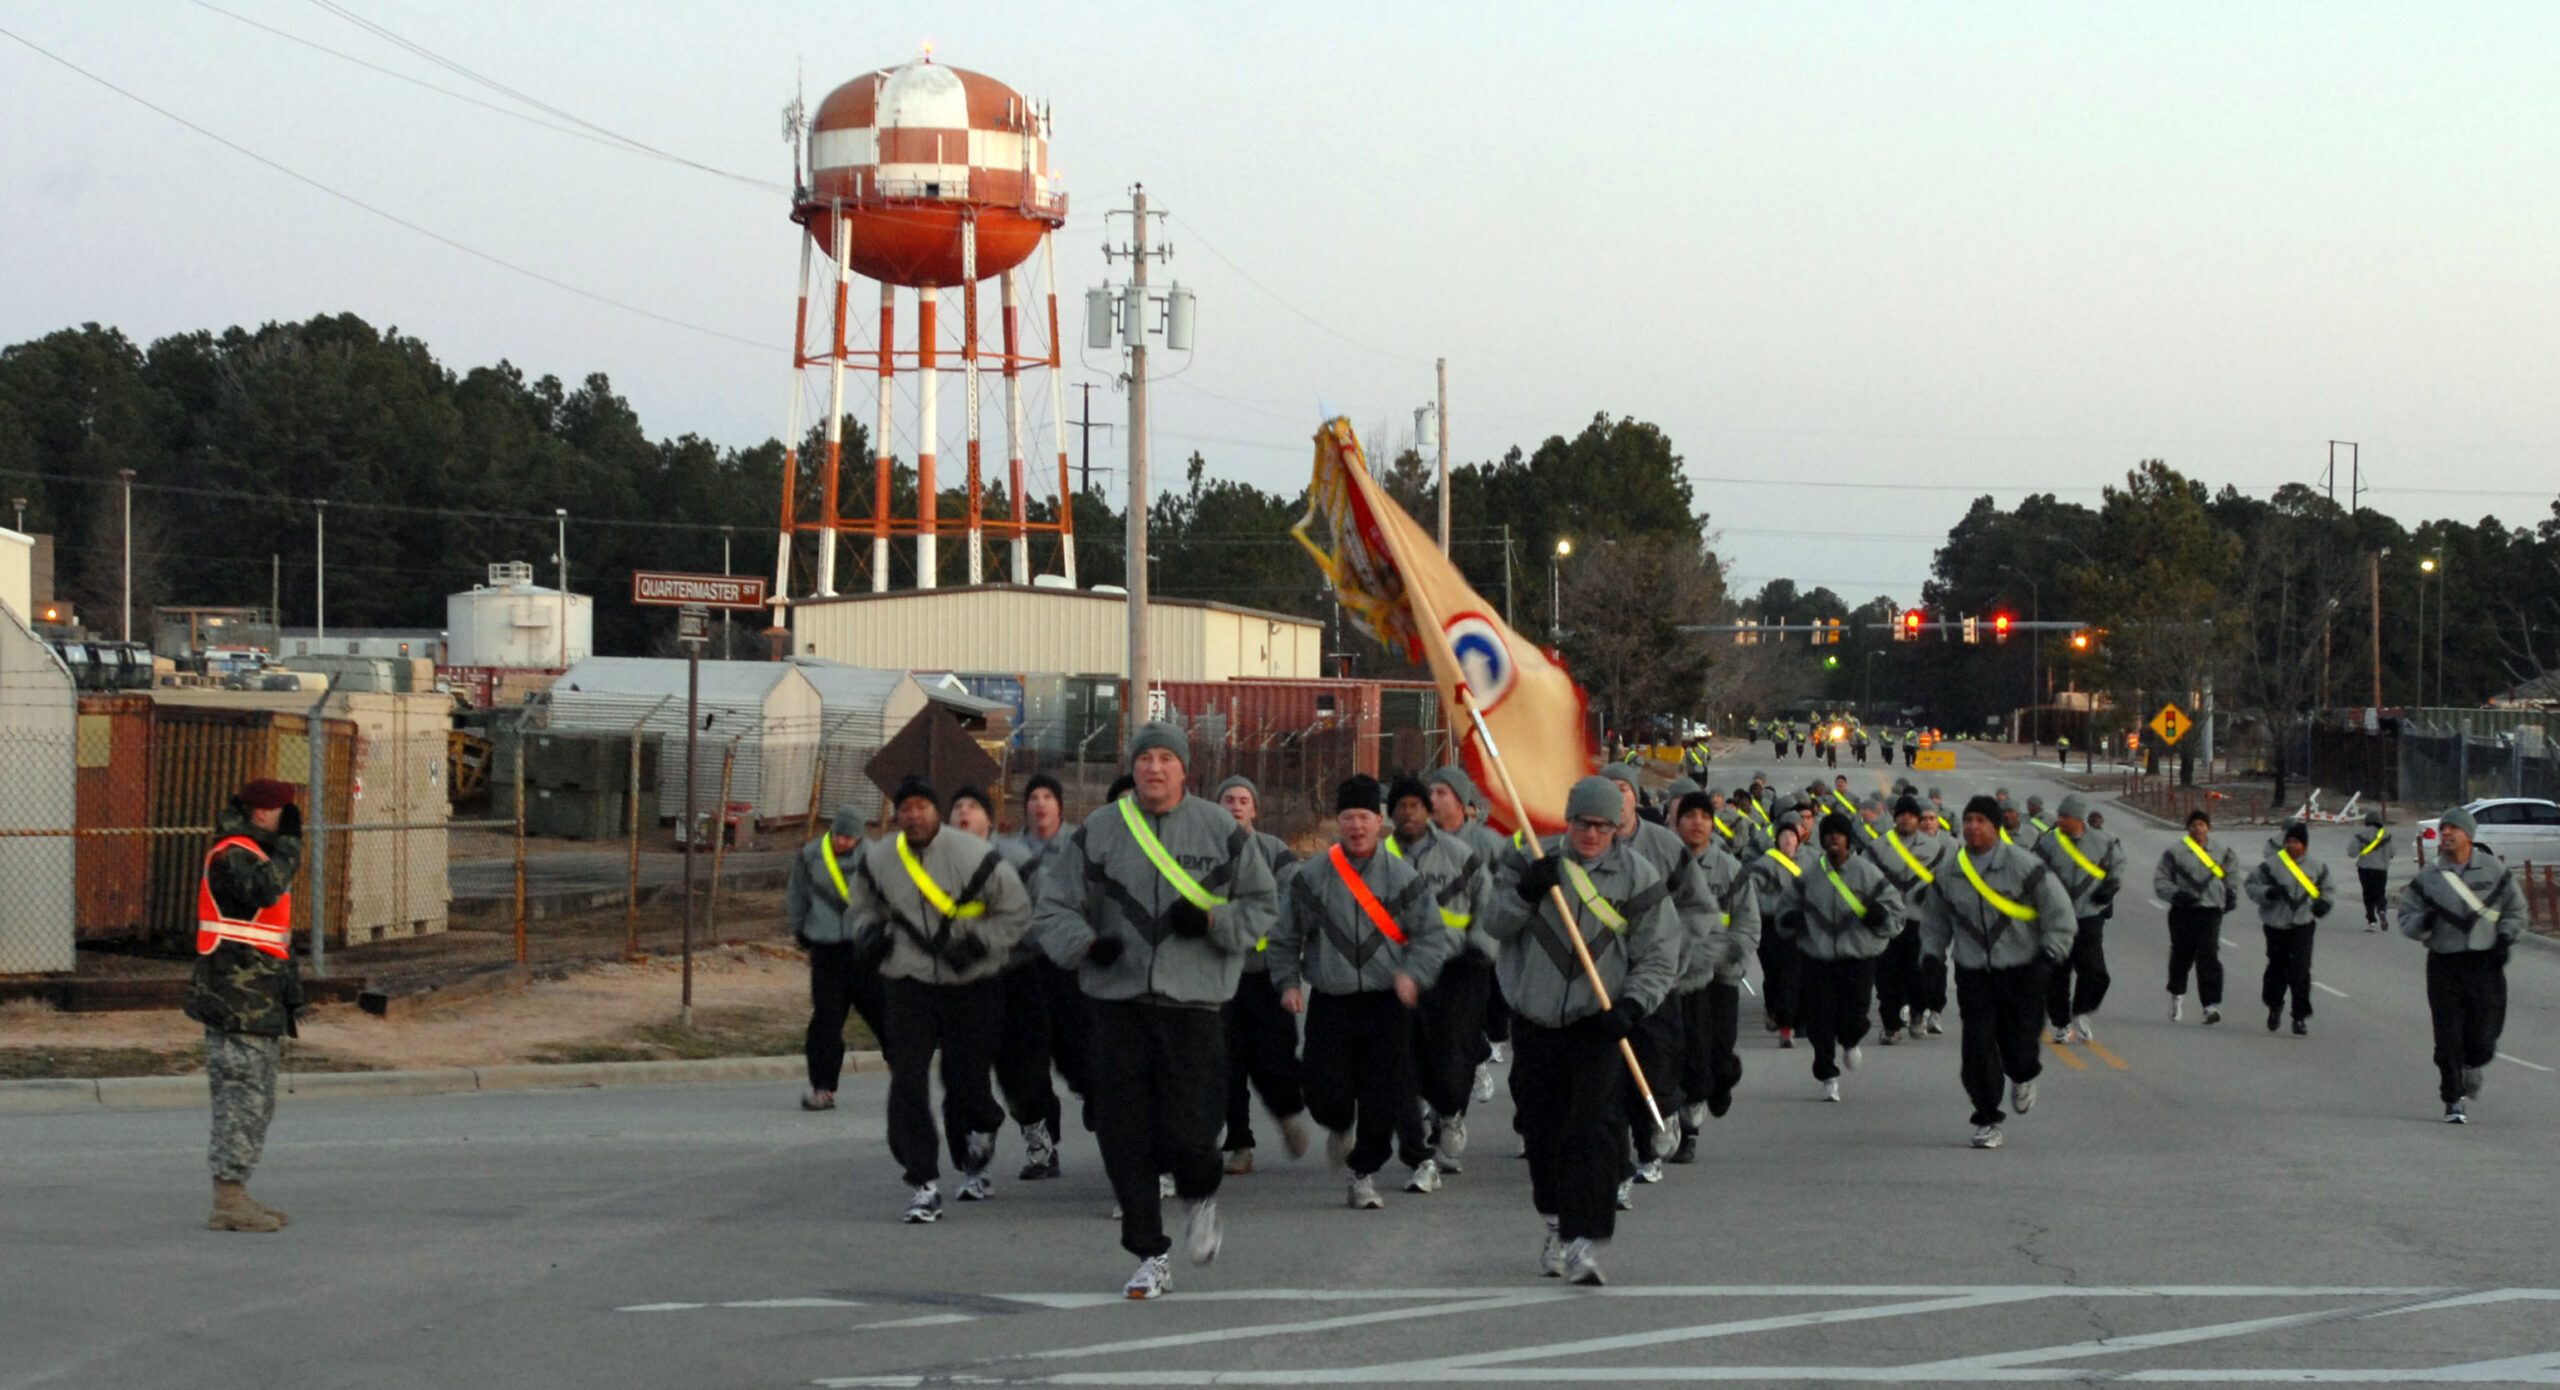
[1826, 617, 1842, 646]
[1994, 613, 2012, 644]
[2071, 630, 2090, 650]
[1902, 609, 1923, 641]
[1962, 616, 1980, 645]
[1824, 654, 1840, 668]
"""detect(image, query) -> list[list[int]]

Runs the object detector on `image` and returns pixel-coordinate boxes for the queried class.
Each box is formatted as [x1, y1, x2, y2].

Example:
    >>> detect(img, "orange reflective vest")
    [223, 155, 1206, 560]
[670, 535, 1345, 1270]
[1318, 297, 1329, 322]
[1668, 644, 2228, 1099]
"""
[196, 835, 293, 959]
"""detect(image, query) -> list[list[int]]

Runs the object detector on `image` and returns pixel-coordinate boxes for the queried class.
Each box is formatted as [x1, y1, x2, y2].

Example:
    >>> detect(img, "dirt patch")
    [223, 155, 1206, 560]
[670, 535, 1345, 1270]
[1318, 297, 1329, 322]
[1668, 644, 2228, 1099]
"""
[0, 945, 841, 1075]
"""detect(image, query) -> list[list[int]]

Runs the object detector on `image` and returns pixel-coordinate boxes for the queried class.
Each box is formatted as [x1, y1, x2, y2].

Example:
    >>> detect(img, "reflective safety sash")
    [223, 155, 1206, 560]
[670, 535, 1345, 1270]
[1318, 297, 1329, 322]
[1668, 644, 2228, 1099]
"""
[2436, 867, 2500, 925]
[2357, 828, 2388, 859]
[2052, 830, 2108, 881]
[1119, 796, 1226, 910]
[1957, 849, 2039, 921]
[196, 836, 293, 959]
[1831, 790, 1861, 820]
[1762, 847, 1803, 879]
[897, 834, 985, 919]
[1713, 810, 1740, 841]
[820, 835, 853, 902]
[1558, 858, 1628, 932]
[1825, 866, 1867, 918]
[2277, 849, 2321, 900]
[1999, 827, 2015, 845]
[2183, 836, 2225, 879]
[1327, 844, 1407, 944]
[1384, 833, 1470, 928]
[1886, 829, 1936, 885]
[2030, 817, 2053, 835]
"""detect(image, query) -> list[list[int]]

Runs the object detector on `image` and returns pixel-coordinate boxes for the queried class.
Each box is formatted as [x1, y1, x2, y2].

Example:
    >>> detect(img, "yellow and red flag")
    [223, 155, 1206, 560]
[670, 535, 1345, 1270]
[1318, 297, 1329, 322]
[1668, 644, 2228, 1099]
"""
[1292, 418, 1593, 836]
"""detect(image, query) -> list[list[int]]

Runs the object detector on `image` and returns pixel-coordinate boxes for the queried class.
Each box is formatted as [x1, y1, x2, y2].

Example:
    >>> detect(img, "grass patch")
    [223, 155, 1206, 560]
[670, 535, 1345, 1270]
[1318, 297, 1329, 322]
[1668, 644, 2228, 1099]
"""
[528, 1005, 871, 1065]
[0, 1043, 376, 1080]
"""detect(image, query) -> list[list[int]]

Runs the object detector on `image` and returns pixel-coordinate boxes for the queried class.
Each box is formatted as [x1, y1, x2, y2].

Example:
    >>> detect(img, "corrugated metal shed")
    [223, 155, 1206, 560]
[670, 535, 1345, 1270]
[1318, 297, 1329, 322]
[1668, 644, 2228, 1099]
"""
[791, 585, 1323, 681]
[0, 601, 75, 972]
[789, 659, 925, 826]
[547, 658, 821, 825]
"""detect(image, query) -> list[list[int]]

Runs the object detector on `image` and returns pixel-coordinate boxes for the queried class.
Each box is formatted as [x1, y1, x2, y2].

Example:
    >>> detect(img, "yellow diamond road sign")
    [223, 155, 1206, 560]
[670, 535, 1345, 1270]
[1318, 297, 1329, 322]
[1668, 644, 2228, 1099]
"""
[2150, 703, 2193, 746]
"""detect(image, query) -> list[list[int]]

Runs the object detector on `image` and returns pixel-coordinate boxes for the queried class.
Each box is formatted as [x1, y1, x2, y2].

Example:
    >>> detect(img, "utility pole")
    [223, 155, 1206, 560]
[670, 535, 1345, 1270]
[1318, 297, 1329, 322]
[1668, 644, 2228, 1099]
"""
[117, 469, 134, 642]
[2369, 548, 2384, 711]
[1435, 357, 1450, 553]
[314, 499, 327, 643]
[1072, 382, 1115, 497]
[555, 508, 570, 669]
[1101, 185, 1173, 748]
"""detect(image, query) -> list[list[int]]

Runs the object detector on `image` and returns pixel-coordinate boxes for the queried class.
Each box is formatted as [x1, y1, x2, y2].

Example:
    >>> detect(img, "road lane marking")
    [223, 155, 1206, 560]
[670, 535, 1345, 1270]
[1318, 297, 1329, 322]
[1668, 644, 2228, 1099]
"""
[2499, 1052, 2554, 1073]
[2221, 937, 2237, 949]
[2314, 982, 2350, 999]
[995, 1287, 2457, 1303]
[1372, 1290, 2059, 1374]
[2082, 1040, 2132, 1071]
[852, 1314, 975, 1330]
[1895, 1301, 2409, 1373]
[2042, 1040, 2090, 1071]
[621, 1297, 865, 1312]
[1003, 1294, 1569, 1362]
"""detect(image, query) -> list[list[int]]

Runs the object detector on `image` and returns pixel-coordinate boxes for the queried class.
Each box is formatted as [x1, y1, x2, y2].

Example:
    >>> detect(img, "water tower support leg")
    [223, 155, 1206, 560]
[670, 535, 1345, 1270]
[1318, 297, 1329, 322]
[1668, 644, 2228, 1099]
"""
[871, 282, 896, 592]
[1002, 266, 1029, 585]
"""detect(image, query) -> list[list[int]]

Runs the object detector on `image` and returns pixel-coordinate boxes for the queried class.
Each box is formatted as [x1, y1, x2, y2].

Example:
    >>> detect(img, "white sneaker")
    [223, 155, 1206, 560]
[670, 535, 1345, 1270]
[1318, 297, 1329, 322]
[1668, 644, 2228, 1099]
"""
[2203, 1005, 2222, 1026]
[2051, 1026, 2071, 1045]
[903, 1183, 943, 1223]
[1514, 1134, 1530, 1159]
[1538, 1223, 1566, 1277]
[1924, 1012, 1944, 1035]
[1489, 1041, 1507, 1065]
[1472, 1062, 1498, 1104]
[1124, 1253, 1172, 1299]
[1280, 1111, 1314, 1160]
[954, 1173, 994, 1202]
[1563, 1237, 1608, 1286]
[2071, 1015, 2097, 1043]
[1183, 1197, 1222, 1265]
[1158, 1172, 1177, 1200]
[1325, 1129, 1353, 1169]
[1634, 1158, 1665, 1184]
[1347, 1173, 1384, 1209]
[1651, 1122, 1680, 1160]
[1438, 1112, 1470, 1161]
[1843, 1044, 1864, 1072]
[1821, 1079, 1842, 1103]
[1880, 1026, 1904, 1046]
[1405, 1158, 1442, 1194]
[2011, 1078, 2037, 1114]
[2170, 995, 2185, 1022]
[1970, 1124, 2005, 1149]
[1614, 1178, 1635, 1210]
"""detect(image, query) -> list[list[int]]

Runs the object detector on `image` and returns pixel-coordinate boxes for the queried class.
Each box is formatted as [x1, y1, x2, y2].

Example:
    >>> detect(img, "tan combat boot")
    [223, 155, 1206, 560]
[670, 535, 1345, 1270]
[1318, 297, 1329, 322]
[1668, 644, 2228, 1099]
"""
[208, 1179, 282, 1233]
[245, 1191, 290, 1226]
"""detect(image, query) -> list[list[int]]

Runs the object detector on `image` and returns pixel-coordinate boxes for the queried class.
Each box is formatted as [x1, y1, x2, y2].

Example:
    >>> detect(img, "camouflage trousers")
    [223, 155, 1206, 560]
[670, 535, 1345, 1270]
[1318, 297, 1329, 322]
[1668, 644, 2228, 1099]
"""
[205, 1027, 278, 1183]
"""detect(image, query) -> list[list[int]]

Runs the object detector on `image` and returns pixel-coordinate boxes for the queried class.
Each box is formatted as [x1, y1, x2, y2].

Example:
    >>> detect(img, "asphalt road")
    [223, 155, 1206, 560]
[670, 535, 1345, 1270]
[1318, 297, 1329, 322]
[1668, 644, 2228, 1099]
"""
[7, 748, 2559, 1388]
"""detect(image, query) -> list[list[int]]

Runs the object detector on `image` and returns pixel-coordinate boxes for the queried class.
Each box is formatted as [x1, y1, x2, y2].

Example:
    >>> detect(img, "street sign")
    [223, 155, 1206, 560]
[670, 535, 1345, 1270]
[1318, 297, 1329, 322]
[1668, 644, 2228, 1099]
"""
[632, 571, 767, 611]
[2150, 702, 2193, 746]
[675, 604, 710, 646]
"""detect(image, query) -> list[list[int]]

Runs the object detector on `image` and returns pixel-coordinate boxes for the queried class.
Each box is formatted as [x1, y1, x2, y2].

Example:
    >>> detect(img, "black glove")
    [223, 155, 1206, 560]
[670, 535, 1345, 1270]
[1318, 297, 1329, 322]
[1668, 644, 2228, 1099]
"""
[1860, 904, 1887, 930]
[849, 925, 892, 971]
[2222, 889, 2239, 912]
[792, 927, 814, 950]
[1601, 999, 1646, 1039]
[2169, 889, 2198, 909]
[277, 804, 303, 839]
[2312, 896, 2334, 918]
[2092, 880, 2121, 906]
[1514, 855, 1563, 905]
[1083, 935, 1125, 968]
[1167, 898, 1212, 939]
[942, 933, 992, 970]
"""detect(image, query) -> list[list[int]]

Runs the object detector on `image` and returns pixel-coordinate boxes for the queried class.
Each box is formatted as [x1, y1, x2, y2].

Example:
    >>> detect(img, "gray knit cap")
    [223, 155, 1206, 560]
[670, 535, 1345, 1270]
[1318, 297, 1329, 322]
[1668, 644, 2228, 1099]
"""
[2440, 806, 2478, 836]
[1215, 774, 1260, 807]
[1129, 720, 1190, 767]
[830, 805, 863, 836]
[1599, 762, 1642, 790]
[1565, 776, 1622, 824]
[1429, 765, 1487, 812]
[2057, 793, 2090, 821]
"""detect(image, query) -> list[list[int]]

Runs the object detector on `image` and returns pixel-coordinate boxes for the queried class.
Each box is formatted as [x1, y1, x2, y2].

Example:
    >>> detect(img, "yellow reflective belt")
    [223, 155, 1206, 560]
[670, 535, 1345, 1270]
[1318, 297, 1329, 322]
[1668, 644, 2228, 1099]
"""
[1957, 849, 2039, 920]
[1385, 835, 1404, 859]
[2357, 829, 2387, 859]
[1832, 790, 1860, 819]
[2277, 849, 2321, 900]
[1886, 829, 1935, 885]
[1118, 796, 1227, 910]
[2183, 836, 2224, 879]
[820, 835, 852, 902]
[2053, 830, 2107, 881]
[1825, 866, 1866, 918]
[1762, 848, 1802, 879]
[897, 834, 985, 919]
[2000, 827, 2015, 845]
[1558, 859, 1628, 932]
[1714, 811, 1738, 841]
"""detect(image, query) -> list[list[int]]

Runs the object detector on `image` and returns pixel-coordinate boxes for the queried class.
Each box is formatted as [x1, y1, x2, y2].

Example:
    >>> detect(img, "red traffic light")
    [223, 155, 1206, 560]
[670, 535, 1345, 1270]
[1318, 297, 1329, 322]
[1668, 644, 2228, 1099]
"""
[1903, 610, 1923, 638]
[1994, 614, 2012, 643]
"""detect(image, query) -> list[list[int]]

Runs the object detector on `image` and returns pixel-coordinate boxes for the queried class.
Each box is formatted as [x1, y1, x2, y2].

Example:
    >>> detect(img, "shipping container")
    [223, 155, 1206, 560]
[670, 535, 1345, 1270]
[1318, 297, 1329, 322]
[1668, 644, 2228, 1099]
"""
[333, 691, 454, 943]
[73, 692, 153, 942]
[145, 696, 356, 952]
[0, 603, 76, 973]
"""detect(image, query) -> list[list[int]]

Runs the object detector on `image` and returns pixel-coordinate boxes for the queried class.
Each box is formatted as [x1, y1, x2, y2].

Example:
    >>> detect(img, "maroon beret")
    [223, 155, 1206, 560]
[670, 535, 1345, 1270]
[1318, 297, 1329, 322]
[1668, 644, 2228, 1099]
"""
[240, 778, 299, 810]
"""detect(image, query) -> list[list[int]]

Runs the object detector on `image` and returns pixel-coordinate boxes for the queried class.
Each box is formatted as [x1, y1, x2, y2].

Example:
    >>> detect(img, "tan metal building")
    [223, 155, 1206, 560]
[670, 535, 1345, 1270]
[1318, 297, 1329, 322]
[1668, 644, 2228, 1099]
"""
[790, 585, 1325, 682]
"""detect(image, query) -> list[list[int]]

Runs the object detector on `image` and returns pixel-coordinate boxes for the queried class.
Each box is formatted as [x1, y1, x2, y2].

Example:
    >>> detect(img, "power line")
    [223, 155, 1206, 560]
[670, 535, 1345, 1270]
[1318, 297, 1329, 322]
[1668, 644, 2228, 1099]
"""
[0, 24, 778, 354]
[1167, 213, 1430, 368]
[185, 0, 789, 193]
[0, 464, 772, 536]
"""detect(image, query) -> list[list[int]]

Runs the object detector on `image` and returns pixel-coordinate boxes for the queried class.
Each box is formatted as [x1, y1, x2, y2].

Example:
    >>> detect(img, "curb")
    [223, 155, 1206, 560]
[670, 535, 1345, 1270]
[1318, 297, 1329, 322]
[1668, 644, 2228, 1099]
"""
[0, 1051, 884, 1116]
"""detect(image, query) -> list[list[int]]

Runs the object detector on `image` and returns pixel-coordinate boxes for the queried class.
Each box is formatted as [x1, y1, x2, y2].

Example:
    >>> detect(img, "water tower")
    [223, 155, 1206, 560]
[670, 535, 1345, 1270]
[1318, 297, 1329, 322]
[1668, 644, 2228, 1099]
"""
[769, 53, 1074, 623]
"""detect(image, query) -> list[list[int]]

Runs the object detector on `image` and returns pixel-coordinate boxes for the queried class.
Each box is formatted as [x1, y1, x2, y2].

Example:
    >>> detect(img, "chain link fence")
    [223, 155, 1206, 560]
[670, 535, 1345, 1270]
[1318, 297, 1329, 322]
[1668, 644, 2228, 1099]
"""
[2398, 720, 2560, 808]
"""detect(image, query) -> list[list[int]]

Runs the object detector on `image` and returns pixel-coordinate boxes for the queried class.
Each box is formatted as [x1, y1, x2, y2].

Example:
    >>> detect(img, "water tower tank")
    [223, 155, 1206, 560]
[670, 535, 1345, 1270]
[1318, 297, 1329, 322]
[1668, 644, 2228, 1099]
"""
[799, 57, 1066, 286]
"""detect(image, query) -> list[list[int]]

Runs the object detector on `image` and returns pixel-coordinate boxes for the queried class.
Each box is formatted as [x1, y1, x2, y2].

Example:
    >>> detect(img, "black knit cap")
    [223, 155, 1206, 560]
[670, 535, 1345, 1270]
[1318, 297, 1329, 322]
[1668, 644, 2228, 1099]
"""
[1893, 795, 1922, 819]
[1334, 774, 1384, 815]
[1024, 772, 1064, 804]
[949, 785, 992, 816]
[1676, 790, 1714, 822]
[1385, 775, 1432, 812]
[892, 774, 940, 810]
[1818, 812, 1857, 844]
[1963, 794, 2004, 824]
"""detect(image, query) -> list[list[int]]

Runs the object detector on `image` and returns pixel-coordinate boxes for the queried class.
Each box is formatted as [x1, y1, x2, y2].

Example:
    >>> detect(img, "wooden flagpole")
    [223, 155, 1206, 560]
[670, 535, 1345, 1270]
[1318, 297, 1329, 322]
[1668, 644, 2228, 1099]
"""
[1457, 686, 1663, 1132]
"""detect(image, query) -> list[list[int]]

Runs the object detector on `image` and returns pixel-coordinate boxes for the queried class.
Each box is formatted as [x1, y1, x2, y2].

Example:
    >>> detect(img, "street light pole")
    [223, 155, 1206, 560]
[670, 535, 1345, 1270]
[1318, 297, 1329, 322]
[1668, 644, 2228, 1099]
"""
[1550, 538, 1572, 642]
[117, 469, 134, 642]
[2416, 557, 2431, 710]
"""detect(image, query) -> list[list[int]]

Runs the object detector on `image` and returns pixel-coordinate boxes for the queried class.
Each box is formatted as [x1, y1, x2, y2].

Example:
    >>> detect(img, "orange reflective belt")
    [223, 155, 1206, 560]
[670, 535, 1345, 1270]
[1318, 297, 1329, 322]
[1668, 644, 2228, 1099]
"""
[1329, 844, 1408, 945]
[196, 835, 293, 959]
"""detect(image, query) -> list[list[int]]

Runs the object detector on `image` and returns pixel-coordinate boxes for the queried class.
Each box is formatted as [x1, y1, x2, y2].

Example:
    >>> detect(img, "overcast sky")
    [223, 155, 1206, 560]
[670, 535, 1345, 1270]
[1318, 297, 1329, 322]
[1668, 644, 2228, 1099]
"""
[6, 1, 2556, 606]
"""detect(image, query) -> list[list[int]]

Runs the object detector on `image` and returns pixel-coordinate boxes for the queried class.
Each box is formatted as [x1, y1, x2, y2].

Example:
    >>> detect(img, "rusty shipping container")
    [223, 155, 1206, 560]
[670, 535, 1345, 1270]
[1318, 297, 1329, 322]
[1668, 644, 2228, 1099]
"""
[72, 693, 154, 941]
[145, 702, 355, 950]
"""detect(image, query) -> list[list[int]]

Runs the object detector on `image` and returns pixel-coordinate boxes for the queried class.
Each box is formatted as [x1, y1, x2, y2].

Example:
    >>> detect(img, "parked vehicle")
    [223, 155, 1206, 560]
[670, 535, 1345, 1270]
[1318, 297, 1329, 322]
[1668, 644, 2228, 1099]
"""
[2415, 797, 2560, 868]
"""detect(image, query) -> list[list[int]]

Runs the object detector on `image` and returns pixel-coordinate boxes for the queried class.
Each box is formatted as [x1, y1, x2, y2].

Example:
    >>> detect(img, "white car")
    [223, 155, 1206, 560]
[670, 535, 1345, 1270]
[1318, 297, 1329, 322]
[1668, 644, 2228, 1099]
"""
[2414, 797, 2560, 868]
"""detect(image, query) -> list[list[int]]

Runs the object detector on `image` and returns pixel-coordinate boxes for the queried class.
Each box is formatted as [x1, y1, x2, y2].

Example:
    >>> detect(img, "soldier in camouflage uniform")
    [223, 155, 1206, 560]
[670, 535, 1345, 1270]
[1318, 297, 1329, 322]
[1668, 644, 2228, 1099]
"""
[184, 778, 305, 1233]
